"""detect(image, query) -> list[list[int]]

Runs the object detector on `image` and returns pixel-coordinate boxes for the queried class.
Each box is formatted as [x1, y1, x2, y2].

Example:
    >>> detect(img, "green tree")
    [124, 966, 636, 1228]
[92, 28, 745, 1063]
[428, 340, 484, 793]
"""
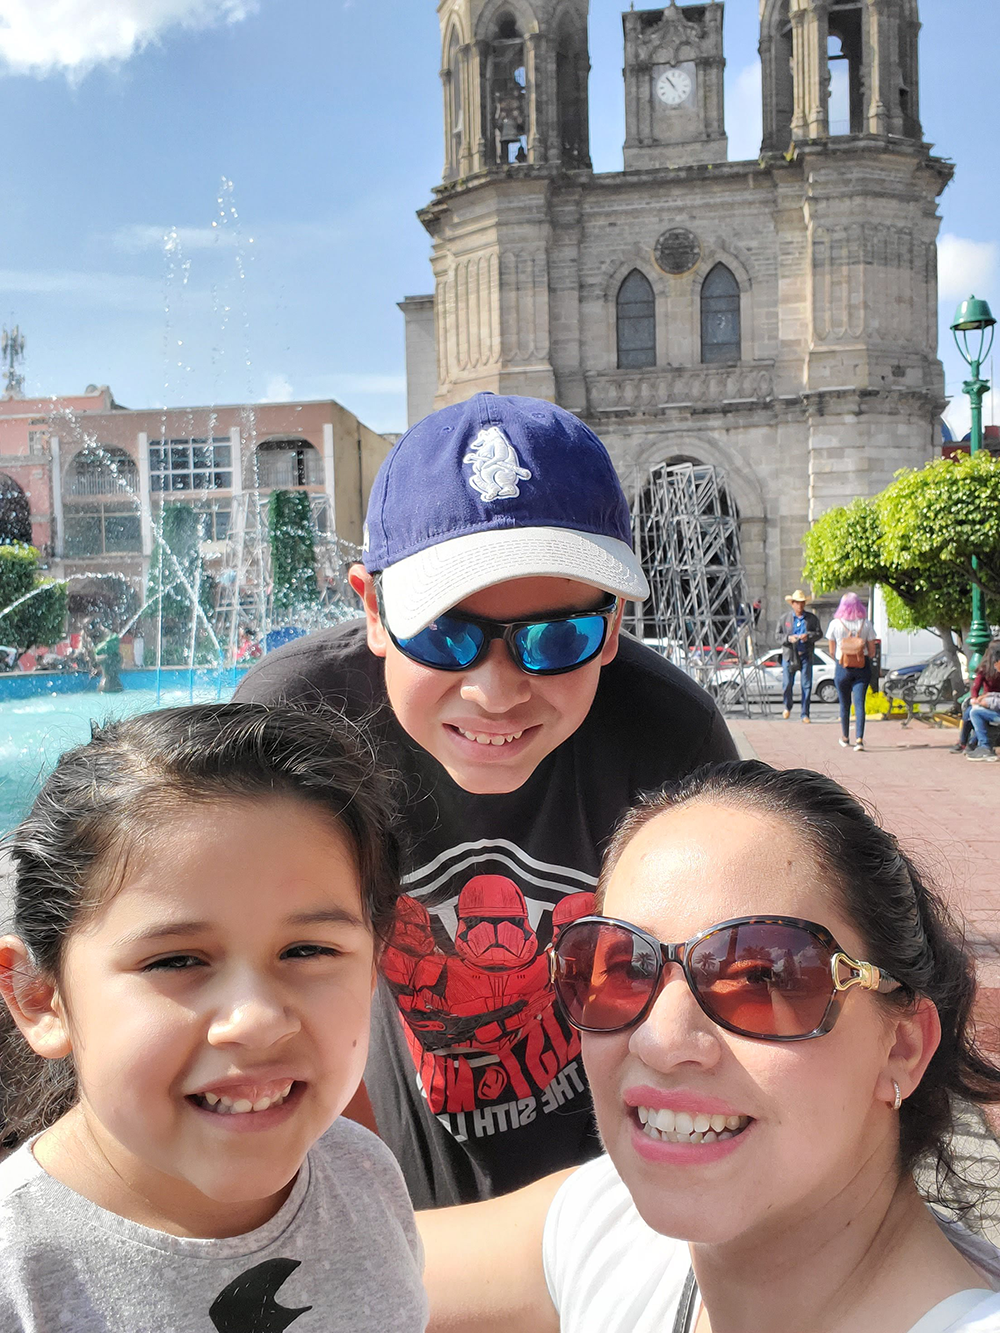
[0, 543, 68, 663]
[146, 506, 215, 665]
[803, 452, 1000, 655]
[268, 490, 318, 622]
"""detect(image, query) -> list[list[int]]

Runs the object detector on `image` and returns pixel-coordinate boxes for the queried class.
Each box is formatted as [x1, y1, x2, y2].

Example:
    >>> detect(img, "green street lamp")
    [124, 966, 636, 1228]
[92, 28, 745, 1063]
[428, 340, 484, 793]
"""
[950, 295, 996, 676]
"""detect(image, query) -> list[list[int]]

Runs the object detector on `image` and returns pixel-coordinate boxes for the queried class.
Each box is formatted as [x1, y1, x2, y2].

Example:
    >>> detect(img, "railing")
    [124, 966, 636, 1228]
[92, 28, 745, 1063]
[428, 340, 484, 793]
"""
[588, 362, 775, 413]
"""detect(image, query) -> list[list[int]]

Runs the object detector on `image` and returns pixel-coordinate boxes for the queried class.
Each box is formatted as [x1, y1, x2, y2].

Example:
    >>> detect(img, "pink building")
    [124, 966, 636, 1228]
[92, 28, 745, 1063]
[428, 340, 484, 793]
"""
[0, 386, 391, 621]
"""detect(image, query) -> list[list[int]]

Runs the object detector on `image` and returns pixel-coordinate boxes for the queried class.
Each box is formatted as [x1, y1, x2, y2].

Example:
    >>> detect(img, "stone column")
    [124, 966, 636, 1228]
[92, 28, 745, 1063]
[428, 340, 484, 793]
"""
[136, 431, 153, 558]
[525, 31, 546, 163]
[49, 434, 63, 559]
[790, 0, 829, 143]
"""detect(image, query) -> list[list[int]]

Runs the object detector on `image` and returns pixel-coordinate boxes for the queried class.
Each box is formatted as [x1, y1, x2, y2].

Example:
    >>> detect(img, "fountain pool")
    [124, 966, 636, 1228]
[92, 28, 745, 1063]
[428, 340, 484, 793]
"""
[0, 682, 242, 835]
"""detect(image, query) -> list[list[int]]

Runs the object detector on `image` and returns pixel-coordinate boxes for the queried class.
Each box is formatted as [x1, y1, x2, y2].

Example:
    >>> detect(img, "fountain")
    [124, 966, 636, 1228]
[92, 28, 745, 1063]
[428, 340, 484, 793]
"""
[0, 181, 362, 836]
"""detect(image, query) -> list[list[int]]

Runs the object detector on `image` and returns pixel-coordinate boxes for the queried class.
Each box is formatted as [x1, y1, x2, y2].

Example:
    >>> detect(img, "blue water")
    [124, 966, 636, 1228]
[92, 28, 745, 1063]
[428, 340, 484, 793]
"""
[0, 686, 238, 834]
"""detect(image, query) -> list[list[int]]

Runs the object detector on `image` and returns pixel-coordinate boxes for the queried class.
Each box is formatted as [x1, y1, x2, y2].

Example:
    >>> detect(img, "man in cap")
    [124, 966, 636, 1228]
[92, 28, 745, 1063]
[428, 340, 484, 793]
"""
[775, 588, 823, 722]
[236, 392, 736, 1208]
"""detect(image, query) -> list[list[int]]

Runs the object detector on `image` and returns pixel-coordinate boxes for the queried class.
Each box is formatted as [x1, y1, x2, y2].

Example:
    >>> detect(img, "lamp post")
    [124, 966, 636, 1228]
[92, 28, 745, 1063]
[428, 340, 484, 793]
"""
[950, 295, 996, 676]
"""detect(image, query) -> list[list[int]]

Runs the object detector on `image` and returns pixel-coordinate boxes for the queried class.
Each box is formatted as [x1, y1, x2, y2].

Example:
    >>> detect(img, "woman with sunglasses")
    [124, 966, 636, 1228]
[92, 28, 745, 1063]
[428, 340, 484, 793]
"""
[420, 760, 1000, 1332]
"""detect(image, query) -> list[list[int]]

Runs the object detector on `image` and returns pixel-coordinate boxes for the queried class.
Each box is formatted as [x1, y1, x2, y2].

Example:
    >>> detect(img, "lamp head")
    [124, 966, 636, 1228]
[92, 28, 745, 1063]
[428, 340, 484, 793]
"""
[952, 296, 996, 368]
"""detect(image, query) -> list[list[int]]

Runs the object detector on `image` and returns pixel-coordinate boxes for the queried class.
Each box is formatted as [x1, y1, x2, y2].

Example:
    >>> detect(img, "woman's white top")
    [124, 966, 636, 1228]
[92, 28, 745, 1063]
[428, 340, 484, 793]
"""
[826, 616, 877, 662]
[542, 1154, 1000, 1333]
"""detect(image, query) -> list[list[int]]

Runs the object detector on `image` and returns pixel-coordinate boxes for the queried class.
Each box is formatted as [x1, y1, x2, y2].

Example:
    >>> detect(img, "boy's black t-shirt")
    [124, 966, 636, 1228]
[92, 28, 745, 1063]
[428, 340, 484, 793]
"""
[235, 620, 737, 1208]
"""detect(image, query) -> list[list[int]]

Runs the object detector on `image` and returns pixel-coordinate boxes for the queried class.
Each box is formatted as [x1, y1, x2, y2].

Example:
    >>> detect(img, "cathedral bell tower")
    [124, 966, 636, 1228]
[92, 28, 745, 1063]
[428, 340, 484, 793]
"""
[438, 0, 591, 181]
[760, 0, 921, 152]
[410, 1, 593, 409]
[623, 2, 727, 171]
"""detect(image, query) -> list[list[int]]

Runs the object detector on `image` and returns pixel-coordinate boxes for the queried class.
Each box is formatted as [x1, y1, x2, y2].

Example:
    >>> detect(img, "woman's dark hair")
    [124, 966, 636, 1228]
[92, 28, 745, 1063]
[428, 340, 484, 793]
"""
[980, 639, 1000, 681]
[598, 759, 1000, 1216]
[0, 701, 400, 1143]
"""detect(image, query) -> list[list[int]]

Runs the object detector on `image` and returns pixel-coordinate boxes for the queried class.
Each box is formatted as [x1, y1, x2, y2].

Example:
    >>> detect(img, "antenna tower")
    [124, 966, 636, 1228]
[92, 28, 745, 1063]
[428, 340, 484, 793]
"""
[1, 326, 25, 397]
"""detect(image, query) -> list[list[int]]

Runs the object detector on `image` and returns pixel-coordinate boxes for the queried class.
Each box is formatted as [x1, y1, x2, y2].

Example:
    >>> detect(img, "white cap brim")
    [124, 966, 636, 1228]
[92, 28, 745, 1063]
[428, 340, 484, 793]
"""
[380, 526, 650, 638]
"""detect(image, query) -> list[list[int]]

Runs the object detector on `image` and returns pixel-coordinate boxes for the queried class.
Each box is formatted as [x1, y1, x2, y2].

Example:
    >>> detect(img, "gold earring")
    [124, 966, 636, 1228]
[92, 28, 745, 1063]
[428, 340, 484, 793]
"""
[891, 1080, 902, 1111]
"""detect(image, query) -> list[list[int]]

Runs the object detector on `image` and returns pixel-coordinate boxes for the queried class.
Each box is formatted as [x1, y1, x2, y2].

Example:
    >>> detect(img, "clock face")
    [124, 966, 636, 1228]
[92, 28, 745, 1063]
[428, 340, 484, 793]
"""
[656, 68, 692, 107]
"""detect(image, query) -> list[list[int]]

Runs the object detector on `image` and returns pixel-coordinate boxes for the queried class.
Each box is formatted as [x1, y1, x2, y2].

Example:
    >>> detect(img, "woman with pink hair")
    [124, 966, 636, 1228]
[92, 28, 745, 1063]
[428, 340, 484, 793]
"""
[827, 593, 877, 750]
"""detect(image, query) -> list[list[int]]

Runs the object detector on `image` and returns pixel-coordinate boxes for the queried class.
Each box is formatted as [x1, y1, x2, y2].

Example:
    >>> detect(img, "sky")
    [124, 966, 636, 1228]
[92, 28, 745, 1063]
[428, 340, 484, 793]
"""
[0, 0, 996, 437]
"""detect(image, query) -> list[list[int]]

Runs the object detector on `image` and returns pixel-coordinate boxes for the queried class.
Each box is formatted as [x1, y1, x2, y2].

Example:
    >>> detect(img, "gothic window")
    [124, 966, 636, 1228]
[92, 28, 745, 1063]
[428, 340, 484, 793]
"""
[617, 270, 656, 370]
[701, 264, 741, 364]
[255, 438, 323, 489]
[556, 19, 586, 167]
[490, 15, 527, 165]
[0, 472, 30, 544]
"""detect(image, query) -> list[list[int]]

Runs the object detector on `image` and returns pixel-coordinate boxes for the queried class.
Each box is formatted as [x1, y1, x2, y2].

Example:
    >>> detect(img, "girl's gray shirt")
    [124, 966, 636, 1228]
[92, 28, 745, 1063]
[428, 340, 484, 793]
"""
[0, 1116, 427, 1333]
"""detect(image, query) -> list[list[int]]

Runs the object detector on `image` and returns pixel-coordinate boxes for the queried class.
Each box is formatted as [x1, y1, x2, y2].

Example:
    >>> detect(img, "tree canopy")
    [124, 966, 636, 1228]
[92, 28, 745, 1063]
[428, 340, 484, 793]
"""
[803, 451, 1000, 637]
[268, 489, 318, 622]
[0, 543, 68, 660]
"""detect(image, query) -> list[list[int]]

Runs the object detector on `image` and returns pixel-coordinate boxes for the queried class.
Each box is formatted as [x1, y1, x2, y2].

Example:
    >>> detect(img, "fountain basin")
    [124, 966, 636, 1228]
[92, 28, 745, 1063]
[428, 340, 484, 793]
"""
[0, 665, 250, 702]
[0, 674, 251, 837]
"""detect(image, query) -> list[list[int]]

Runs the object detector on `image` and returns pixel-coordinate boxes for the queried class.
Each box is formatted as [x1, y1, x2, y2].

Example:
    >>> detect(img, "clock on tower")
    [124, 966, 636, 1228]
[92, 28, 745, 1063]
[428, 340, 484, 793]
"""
[624, 2, 728, 171]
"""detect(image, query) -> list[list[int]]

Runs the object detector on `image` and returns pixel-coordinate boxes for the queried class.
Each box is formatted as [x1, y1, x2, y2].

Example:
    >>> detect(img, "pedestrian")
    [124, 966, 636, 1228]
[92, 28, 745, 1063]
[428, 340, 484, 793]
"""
[774, 588, 822, 721]
[0, 703, 426, 1332]
[236, 391, 737, 1211]
[827, 592, 877, 751]
[966, 639, 1000, 763]
[422, 761, 1000, 1333]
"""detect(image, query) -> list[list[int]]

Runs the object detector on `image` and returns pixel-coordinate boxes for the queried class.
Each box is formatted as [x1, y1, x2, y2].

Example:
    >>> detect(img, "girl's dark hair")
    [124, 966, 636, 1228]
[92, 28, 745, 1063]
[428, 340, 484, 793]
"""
[598, 760, 1000, 1214]
[0, 701, 400, 1144]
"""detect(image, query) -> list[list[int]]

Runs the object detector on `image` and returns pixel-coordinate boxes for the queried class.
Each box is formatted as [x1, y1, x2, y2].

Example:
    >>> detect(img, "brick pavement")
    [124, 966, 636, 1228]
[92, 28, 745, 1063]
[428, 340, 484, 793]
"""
[730, 713, 1000, 965]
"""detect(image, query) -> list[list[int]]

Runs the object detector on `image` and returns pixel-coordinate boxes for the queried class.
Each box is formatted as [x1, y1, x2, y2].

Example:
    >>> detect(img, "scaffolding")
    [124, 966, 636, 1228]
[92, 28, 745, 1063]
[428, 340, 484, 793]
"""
[629, 461, 770, 717]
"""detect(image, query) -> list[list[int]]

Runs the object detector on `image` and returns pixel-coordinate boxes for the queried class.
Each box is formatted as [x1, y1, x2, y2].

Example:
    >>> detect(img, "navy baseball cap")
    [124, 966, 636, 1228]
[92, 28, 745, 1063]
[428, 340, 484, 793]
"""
[363, 392, 649, 638]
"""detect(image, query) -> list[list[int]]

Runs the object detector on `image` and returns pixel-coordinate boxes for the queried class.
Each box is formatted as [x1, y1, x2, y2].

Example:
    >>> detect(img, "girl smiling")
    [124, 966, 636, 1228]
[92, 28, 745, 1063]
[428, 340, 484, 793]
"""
[0, 703, 426, 1333]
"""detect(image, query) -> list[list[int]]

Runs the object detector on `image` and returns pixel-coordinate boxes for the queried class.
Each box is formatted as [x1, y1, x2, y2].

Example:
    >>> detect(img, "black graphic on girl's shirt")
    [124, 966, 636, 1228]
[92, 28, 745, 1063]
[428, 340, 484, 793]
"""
[209, 1258, 312, 1332]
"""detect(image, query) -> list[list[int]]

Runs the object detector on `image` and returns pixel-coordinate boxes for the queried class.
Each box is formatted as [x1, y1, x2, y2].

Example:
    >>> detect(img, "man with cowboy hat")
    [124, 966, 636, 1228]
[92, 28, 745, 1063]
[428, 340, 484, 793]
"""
[775, 588, 823, 721]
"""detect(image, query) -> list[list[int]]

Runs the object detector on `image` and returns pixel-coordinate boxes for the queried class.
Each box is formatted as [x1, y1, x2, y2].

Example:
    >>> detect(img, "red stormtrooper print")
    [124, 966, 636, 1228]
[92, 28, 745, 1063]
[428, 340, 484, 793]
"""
[550, 890, 596, 942]
[381, 896, 451, 1036]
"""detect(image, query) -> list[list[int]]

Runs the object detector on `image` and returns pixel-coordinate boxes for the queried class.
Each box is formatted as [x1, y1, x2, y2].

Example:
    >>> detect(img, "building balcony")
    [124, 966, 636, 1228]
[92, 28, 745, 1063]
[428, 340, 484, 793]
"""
[587, 362, 776, 414]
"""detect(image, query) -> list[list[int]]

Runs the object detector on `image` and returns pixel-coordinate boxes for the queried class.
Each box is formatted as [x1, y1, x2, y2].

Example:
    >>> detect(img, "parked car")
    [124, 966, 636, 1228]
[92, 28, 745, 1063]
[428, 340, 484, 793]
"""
[712, 645, 839, 704]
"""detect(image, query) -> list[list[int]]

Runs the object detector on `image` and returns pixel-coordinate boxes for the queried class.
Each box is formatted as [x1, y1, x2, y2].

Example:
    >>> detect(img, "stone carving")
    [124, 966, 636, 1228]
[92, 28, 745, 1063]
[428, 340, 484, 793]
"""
[654, 228, 702, 275]
[589, 365, 775, 413]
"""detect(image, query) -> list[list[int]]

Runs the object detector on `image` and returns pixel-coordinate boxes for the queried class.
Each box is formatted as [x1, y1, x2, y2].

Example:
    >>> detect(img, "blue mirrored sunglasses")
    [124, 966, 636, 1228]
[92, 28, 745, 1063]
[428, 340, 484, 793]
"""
[378, 588, 619, 675]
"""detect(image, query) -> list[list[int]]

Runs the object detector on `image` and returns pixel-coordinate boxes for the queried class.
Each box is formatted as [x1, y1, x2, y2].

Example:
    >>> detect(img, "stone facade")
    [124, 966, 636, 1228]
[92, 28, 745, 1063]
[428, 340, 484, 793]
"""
[403, 0, 952, 624]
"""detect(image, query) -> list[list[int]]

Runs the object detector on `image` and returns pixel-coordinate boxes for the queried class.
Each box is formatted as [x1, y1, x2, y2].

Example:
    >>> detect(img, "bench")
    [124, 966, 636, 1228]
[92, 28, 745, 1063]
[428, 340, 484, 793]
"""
[883, 655, 965, 728]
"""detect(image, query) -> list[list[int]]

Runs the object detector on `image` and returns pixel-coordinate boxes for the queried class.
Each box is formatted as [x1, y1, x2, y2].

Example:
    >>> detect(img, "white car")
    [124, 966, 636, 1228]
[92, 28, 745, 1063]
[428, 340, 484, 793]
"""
[712, 646, 839, 704]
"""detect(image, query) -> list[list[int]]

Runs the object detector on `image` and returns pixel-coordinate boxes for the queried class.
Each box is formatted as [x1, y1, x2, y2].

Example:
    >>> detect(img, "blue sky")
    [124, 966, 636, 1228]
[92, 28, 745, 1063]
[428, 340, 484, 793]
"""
[0, 0, 996, 437]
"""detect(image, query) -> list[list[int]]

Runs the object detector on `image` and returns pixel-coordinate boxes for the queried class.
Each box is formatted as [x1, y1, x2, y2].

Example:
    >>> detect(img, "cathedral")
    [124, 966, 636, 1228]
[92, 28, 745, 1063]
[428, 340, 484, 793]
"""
[399, 0, 951, 620]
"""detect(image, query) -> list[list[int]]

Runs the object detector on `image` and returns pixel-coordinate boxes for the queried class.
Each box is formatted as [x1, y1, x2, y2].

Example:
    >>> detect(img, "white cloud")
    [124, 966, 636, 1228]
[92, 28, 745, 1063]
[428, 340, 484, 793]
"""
[726, 61, 763, 163]
[113, 224, 241, 253]
[0, 0, 257, 78]
[938, 234, 998, 304]
[323, 373, 407, 397]
[110, 220, 342, 254]
[0, 267, 161, 309]
[261, 373, 294, 403]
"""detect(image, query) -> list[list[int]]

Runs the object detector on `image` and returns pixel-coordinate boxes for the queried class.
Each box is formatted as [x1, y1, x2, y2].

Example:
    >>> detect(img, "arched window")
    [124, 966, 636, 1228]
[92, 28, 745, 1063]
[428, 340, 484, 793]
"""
[490, 14, 527, 165]
[701, 264, 741, 364]
[617, 270, 656, 370]
[67, 446, 138, 497]
[255, 439, 323, 489]
[446, 29, 463, 178]
[0, 473, 30, 544]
